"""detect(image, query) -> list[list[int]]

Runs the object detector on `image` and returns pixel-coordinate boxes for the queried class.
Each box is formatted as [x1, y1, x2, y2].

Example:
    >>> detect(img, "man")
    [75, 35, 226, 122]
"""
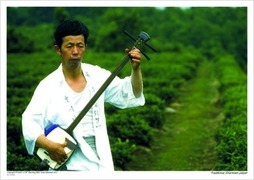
[22, 19, 145, 171]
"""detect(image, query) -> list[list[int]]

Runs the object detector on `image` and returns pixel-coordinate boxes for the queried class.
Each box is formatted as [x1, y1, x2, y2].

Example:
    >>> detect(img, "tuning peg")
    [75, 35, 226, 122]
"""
[139, 31, 150, 42]
[124, 30, 157, 61]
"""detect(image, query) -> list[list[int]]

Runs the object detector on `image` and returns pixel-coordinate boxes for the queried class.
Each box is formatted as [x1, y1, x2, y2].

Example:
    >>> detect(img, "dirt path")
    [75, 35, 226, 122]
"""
[126, 60, 224, 170]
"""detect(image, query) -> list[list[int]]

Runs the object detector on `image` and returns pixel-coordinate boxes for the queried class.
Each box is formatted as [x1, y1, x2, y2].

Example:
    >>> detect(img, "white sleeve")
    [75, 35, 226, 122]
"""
[22, 82, 49, 155]
[104, 76, 145, 109]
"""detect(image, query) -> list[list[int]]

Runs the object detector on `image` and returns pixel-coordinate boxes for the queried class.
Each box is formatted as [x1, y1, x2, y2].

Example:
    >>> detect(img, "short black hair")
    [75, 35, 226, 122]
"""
[54, 19, 89, 48]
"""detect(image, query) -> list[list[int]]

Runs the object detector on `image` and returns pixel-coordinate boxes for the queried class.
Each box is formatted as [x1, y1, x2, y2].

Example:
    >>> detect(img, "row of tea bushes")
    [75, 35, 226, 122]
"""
[142, 50, 202, 103]
[214, 55, 247, 170]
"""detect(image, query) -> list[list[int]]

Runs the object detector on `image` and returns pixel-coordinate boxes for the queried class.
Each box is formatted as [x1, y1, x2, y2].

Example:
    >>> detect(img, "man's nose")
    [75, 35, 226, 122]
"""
[72, 46, 78, 54]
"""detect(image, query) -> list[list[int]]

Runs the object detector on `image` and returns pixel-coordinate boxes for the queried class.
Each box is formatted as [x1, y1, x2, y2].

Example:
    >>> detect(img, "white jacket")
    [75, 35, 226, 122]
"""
[22, 63, 145, 171]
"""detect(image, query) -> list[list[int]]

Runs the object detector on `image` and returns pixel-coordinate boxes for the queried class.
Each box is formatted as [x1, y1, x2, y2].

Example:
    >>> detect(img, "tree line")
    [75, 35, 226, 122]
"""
[7, 7, 247, 70]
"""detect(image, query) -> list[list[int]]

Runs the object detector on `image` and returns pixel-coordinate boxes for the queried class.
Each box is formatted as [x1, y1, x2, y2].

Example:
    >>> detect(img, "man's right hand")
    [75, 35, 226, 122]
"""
[36, 134, 68, 164]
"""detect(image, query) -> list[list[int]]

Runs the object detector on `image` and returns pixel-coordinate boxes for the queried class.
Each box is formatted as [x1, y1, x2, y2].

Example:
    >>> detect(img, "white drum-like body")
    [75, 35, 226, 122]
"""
[36, 126, 77, 170]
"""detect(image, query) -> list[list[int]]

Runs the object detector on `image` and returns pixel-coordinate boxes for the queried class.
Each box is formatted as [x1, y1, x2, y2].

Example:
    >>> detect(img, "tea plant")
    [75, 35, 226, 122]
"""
[214, 55, 247, 170]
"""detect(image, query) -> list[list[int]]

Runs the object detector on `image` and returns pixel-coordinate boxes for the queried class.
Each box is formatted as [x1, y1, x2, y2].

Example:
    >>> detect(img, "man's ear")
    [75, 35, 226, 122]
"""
[54, 45, 61, 55]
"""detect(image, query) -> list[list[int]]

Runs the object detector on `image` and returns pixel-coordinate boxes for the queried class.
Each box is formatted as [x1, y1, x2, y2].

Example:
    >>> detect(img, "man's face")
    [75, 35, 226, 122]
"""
[56, 35, 86, 70]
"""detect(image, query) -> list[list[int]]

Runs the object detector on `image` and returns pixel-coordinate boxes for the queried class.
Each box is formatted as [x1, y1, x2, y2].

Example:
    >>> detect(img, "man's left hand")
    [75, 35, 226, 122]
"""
[126, 48, 142, 70]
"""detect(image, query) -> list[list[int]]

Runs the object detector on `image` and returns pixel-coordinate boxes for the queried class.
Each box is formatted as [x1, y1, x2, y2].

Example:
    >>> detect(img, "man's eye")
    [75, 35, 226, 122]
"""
[78, 44, 84, 48]
[66, 45, 73, 48]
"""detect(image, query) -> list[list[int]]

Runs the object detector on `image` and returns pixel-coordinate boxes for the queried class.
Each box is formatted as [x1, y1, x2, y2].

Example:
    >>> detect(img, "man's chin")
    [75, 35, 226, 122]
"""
[68, 60, 81, 68]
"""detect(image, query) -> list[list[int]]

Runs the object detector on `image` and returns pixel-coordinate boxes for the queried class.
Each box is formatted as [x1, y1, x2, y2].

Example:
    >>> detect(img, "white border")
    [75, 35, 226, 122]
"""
[1, 1, 253, 180]
[0, 0, 253, 7]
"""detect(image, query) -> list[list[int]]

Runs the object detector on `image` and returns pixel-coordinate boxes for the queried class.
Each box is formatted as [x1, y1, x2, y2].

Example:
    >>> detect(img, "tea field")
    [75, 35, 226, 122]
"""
[7, 48, 247, 171]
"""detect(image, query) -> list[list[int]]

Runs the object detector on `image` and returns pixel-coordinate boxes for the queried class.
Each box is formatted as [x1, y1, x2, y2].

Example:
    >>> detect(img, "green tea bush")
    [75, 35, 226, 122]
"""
[107, 111, 152, 147]
[7, 151, 40, 171]
[109, 137, 136, 170]
[144, 78, 180, 103]
[7, 117, 40, 170]
[215, 114, 247, 170]
[215, 55, 247, 91]
[7, 27, 36, 53]
[222, 86, 247, 118]
[134, 93, 165, 128]
[142, 50, 202, 103]
[214, 55, 247, 170]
